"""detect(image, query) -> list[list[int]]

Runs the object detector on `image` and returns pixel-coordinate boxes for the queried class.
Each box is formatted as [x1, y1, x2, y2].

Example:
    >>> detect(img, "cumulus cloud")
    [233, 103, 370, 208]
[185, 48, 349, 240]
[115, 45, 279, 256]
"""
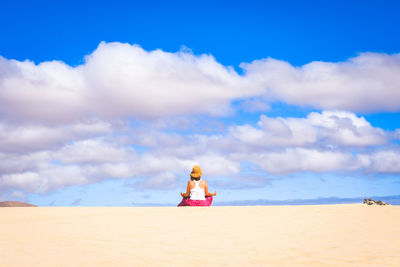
[1, 43, 400, 195]
[0, 109, 398, 194]
[204, 111, 393, 174]
[368, 150, 400, 173]
[243, 52, 400, 113]
[82, 42, 255, 119]
[0, 121, 112, 153]
[0, 56, 86, 123]
[0, 137, 209, 193]
[0, 166, 89, 193]
[2, 43, 399, 126]
[227, 111, 387, 149]
[239, 148, 363, 174]
[53, 139, 136, 164]
[0, 42, 255, 124]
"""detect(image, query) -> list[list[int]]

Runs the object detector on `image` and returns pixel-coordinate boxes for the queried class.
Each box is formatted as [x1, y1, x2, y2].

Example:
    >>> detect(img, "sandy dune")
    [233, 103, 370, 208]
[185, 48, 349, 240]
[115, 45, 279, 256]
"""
[0, 205, 399, 266]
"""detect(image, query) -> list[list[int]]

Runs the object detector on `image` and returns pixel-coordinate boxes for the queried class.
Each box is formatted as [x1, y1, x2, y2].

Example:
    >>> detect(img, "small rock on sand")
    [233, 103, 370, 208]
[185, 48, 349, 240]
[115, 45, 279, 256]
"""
[363, 198, 389, 205]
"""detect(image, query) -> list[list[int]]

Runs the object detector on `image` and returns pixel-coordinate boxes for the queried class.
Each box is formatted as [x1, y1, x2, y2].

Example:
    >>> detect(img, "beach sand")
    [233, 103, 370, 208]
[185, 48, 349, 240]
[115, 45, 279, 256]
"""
[1, 204, 399, 266]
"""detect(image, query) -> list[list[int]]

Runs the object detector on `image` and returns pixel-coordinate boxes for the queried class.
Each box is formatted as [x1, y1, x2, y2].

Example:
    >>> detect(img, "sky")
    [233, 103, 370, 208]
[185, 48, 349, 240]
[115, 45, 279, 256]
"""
[0, 0, 399, 206]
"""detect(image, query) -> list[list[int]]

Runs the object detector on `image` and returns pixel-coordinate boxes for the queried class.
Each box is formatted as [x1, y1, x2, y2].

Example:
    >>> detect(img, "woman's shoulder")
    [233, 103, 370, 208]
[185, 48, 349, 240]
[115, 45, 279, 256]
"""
[200, 179, 207, 185]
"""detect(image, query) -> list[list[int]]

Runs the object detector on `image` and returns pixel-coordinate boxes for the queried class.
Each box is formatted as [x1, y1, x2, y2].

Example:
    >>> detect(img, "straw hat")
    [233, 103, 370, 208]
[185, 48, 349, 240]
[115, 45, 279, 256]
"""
[190, 165, 202, 178]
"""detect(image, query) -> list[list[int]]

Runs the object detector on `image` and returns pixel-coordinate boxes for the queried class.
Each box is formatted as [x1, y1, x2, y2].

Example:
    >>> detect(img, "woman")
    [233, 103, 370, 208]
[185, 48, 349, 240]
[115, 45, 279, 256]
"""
[178, 165, 217, 207]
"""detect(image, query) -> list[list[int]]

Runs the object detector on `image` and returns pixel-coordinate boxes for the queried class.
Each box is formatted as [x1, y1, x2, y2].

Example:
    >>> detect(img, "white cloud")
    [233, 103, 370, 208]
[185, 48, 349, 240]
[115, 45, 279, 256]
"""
[1, 45, 400, 127]
[239, 148, 363, 174]
[0, 172, 42, 192]
[243, 52, 400, 113]
[0, 42, 256, 124]
[134, 172, 179, 190]
[0, 151, 51, 176]
[0, 43, 400, 194]
[228, 111, 386, 148]
[54, 139, 136, 164]
[307, 111, 387, 147]
[193, 153, 241, 177]
[369, 150, 400, 173]
[82, 42, 257, 119]
[0, 110, 398, 194]
[0, 56, 86, 123]
[0, 121, 112, 153]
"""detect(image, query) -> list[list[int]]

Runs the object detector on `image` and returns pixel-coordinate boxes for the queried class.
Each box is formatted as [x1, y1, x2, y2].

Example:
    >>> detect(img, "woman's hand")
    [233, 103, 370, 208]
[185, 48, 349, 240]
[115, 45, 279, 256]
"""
[213, 191, 217, 196]
[180, 192, 184, 197]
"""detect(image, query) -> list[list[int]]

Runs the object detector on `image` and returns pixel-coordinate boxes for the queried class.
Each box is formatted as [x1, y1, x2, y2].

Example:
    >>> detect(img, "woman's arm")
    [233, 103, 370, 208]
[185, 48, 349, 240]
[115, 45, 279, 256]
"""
[204, 181, 217, 197]
[180, 181, 191, 197]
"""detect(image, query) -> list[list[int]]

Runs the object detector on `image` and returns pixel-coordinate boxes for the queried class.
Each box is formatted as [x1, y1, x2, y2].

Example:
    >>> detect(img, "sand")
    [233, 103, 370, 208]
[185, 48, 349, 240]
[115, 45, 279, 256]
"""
[0, 204, 399, 266]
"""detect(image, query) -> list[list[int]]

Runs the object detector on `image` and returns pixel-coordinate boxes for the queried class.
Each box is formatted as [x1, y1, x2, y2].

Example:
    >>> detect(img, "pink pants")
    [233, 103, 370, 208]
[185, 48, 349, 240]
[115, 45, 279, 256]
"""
[178, 196, 213, 207]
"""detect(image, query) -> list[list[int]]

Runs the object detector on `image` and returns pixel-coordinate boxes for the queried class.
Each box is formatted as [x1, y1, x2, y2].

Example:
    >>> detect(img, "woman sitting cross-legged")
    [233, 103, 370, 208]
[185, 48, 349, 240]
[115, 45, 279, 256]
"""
[178, 165, 217, 207]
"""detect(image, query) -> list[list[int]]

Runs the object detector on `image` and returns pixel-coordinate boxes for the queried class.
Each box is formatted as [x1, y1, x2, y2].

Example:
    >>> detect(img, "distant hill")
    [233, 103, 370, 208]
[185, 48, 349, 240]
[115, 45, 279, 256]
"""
[0, 201, 37, 207]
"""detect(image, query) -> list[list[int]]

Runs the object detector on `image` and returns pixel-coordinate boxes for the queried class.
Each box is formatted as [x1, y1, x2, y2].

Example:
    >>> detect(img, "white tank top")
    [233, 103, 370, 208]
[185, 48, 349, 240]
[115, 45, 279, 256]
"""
[190, 180, 206, 200]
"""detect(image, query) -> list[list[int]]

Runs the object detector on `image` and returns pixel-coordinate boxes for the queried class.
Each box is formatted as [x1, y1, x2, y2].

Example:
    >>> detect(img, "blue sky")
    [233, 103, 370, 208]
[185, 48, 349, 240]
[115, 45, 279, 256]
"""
[0, 0, 399, 206]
